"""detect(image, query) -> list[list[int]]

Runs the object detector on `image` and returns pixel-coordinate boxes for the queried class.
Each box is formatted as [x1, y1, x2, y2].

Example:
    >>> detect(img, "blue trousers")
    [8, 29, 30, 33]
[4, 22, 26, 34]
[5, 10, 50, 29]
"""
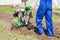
[36, 0, 54, 36]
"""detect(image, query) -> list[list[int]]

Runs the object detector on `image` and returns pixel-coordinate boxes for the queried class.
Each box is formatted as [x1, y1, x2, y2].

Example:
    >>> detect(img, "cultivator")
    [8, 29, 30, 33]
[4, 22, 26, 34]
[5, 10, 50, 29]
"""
[12, 0, 33, 27]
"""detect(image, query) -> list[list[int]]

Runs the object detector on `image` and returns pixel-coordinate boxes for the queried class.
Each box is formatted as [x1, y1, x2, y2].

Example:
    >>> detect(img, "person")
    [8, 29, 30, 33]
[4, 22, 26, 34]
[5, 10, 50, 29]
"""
[36, 0, 54, 36]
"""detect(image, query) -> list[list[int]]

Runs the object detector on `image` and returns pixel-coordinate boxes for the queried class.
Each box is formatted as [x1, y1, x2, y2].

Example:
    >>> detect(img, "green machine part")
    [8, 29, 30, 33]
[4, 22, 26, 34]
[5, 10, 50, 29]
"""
[12, 18, 22, 26]
[25, 4, 31, 11]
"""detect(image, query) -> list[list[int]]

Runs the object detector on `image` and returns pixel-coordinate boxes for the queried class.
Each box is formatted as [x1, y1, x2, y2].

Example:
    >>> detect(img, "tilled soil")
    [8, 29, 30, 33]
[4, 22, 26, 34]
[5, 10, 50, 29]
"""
[0, 12, 60, 40]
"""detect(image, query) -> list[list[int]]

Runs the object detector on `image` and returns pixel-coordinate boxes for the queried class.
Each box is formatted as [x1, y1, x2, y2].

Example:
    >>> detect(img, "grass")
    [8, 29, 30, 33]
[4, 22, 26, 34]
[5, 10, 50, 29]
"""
[0, 7, 60, 40]
[0, 7, 60, 23]
[33, 13, 60, 23]
[0, 22, 39, 40]
[53, 15, 60, 23]
[54, 8, 60, 11]
[0, 23, 7, 32]
[0, 7, 15, 13]
[32, 11, 36, 18]
[0, 32, 39, 40]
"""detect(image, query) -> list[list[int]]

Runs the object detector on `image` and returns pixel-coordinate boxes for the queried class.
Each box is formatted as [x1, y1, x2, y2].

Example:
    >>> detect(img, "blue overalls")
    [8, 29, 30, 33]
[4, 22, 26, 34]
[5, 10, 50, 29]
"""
[36, 0, 54, 36]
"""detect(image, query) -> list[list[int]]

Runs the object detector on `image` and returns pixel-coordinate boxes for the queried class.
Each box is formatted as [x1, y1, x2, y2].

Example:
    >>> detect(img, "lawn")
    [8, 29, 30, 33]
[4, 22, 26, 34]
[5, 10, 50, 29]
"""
[0, 22, 39, 40]
[0, 33, 37, 40]
[0, 7, 60, 40]
[53, 15, 60, 23]
[54, 8, 60, 11]
[0, 7, 60, 23]
[0, 23, 7, 32]
[0, 7, 15, 13]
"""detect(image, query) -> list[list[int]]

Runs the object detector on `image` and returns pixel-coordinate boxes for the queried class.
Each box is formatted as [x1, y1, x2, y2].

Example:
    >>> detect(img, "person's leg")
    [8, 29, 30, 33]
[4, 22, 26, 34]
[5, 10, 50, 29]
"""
[36, 0, 46, 34]
[45, 0, 54, 36]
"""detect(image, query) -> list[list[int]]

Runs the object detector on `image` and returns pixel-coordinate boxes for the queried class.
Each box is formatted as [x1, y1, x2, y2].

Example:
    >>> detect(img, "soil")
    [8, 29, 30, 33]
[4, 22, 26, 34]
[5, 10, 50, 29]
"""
[0, 12, 60, 40]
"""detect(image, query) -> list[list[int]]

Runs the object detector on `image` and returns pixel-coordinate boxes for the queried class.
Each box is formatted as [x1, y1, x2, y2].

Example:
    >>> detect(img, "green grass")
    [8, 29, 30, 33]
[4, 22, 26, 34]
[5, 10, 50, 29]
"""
[0, 23, 7, 32]
[53, 15, 60, 23]
[32, 11, 36, 18]
[54, 8, 60, 11]
[32, 12, 60, 23]
[0, 32, 40, 40]
[0, 22, 40, 40]
[0, 7, 60, 40]
[0, 7, 60, 23]
[0, 7, 15, 13]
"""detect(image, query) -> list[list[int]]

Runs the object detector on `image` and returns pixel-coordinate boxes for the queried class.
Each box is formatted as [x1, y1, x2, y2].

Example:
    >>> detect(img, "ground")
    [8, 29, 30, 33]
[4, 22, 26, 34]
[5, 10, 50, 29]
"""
[0, 12, 60, 40]
[0, 6, 60, 40]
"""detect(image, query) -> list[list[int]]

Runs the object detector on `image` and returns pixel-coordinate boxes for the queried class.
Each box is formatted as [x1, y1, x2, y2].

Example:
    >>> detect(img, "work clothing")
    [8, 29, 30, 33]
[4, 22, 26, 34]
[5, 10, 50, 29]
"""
[36, 0, 54, 36]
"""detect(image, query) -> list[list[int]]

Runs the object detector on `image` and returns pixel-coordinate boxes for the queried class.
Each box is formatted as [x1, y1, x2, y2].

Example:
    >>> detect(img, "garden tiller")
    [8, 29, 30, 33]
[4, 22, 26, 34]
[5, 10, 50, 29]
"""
[12, 0, 33, 26]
